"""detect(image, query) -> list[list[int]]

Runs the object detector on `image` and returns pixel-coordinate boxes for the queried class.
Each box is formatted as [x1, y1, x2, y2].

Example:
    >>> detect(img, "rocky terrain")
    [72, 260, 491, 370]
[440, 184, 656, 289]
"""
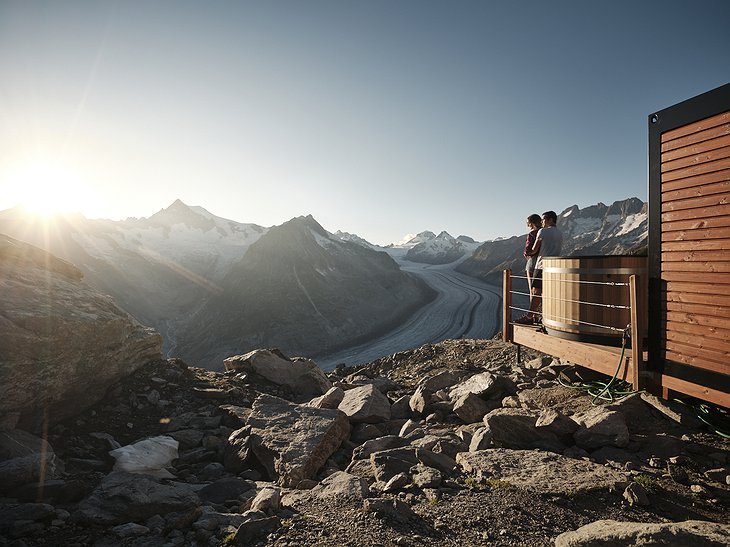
[2, 338, 729, 546]
[0, 234, 162, 432]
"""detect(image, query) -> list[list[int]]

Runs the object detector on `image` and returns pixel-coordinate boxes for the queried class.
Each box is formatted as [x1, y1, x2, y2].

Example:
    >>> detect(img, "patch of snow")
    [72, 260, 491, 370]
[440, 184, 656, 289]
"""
[311, 228, 338, 249]
[615, 213, 646, 236]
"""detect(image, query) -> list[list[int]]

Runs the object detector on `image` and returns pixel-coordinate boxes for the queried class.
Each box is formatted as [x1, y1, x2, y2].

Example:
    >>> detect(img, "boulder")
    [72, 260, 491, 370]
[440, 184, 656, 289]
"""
[338, 384, 391, 423]
[370, 448, 419, 482]
[535, 409, 579, 444]
[0, 235, 162, 432]
[409, 371, 464, 414]
[74, 471, 199, 525]
[223, 349, 331, 401]
[412, 464, 442, 488]
[453, 392, 490, 423]
[109, 436, 179, 479]
[623, 482, 650, 506]
[0, 503, 56, 534]
[485, 408, 565, 453]
[246, 394, 350, 487]
[232, 515, 280, 545]
[350, 423, 385, 444]
[223, 426, 252, 474]
[308, 387, 345, 409]
[198, 478, 254, 505]
[554, 519, 730, 546]
[309, 471, 370, 500]
[389, 395, 412, 420]
[573, 407, 629, 450]
[449, 372, 515, 401]
[469, 427, 493, 452]
[250, 487, 281, 515]
[456, 449, 626, 495]
[352, 435, 407, 460]
[0, 430, 64, 495]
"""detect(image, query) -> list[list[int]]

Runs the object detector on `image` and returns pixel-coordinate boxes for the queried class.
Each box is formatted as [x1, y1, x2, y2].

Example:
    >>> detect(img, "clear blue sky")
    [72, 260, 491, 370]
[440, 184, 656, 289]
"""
[1, 0, 728, 244]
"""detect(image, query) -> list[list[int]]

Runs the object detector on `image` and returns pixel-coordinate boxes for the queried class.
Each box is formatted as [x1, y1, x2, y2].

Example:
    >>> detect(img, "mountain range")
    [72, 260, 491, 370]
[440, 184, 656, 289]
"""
[456, 198, 648, 284]
[0, 201, 434, 369]
[0, 196, 647, 369]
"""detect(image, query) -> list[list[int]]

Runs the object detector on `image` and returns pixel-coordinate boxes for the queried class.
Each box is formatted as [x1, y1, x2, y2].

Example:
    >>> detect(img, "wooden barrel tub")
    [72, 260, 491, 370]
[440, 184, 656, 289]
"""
[541, 256, 648, 346]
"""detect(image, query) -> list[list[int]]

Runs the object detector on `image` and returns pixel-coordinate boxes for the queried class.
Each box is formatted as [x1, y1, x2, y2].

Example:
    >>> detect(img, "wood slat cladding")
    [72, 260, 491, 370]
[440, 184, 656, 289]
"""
[659, 105, 730, 392]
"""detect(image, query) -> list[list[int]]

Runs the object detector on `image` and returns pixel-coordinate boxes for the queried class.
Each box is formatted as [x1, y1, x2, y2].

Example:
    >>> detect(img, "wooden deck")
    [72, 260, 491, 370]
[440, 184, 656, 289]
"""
[513, 324, 639, 382]
[503, 268, 729, 408]
[510, 323, 728, 407]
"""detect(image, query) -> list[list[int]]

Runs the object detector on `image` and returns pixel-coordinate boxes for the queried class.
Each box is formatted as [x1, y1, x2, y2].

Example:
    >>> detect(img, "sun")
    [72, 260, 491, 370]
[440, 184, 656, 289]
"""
[2, 161, 92, 217]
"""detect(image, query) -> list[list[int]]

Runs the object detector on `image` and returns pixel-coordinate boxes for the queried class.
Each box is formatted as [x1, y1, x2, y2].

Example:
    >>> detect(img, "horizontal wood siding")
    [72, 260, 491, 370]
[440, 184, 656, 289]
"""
[660, 109, 730, 382]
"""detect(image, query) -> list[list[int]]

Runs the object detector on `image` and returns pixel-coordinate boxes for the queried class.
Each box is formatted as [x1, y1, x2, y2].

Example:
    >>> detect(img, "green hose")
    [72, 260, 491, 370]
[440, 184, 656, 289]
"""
[557, 329, 636, 405]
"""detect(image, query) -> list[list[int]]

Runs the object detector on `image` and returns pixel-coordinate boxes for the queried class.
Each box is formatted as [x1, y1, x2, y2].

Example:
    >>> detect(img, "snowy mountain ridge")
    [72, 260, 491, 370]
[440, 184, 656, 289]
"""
[456, 197, 648, 283]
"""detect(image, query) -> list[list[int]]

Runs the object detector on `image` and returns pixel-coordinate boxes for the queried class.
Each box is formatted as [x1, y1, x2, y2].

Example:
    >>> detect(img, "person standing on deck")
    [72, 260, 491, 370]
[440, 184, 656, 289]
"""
[519, 210, 562, 324]
[523, 213, 543, 294]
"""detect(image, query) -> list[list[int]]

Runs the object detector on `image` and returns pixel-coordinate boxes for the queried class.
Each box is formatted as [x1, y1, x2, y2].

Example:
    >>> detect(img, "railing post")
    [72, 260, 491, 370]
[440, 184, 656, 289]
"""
[629, 274, 643, 392]
[503, 269, 512, 343]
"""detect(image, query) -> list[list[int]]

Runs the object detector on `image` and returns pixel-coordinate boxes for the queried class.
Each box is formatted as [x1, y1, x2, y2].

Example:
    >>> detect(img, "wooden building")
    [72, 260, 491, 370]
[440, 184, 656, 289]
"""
[648, 82, 730, 407]
[505, 83, 730, 409]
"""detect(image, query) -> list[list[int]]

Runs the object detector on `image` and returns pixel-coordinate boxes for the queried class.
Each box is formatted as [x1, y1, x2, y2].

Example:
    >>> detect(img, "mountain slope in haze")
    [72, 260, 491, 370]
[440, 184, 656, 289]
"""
[0, 201, 265, 357]
[456, 197, 647, 284]
[177, 215, 436, 368]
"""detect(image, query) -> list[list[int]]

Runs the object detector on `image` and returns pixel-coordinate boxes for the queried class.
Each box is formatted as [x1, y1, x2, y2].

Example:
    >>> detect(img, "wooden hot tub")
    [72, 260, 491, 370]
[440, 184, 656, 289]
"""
[542, 256, 648, 346]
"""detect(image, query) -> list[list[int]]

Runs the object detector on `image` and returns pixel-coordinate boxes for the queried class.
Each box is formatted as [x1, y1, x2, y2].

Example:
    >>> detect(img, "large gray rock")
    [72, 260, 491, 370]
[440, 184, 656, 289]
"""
[456, 449, 626, 495]
[338, 384, 391, 423]
[223, 349, 332, 401]
[246, 394, 350, 487]
[485, 408, 566, 453]
[0, 236, 162, 433]
[554, 519, 730, 546]
[409, 371, 464, 414]
[449, 372, 515, 401]
[74, 471, 199, 525]
[453, 392, 490, 423]
[198, 478, 254, 504]
[313, 471, 370, 500]
[0, 430, 64, 495]
[308, 386, 345, 409]
[224, 426, 252, 474]
[352, 435, 407, 460]
[370, 448, 419, 482]
[573, 407, 629, 450]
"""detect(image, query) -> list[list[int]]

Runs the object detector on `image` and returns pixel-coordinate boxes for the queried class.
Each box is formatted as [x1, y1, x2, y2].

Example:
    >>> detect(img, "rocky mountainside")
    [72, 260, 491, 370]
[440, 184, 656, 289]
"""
[0, 234, 162, 432]
[1, 339, 728, 546]
[176, 215, 435, 369]
[456, 197, 647, 284]
[0, 203, 433, 370]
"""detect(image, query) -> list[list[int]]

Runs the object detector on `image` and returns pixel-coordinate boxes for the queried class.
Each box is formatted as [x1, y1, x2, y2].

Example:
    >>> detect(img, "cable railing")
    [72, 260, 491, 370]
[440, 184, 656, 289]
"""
[505, 272, 634, 334]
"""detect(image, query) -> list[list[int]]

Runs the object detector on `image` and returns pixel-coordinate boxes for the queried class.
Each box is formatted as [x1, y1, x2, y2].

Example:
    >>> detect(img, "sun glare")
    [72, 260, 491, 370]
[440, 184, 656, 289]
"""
[2, 161, 91, 217]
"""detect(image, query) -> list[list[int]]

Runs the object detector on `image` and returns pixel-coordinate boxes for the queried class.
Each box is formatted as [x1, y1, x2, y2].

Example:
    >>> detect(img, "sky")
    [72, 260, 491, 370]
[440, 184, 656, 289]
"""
[0, 1, 728, 245]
